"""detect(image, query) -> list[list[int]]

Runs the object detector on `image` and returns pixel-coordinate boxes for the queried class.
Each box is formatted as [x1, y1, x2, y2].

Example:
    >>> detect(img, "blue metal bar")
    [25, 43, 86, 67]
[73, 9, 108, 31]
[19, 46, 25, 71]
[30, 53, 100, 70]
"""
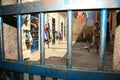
[17, 2, 24, 80]
[99, 9, 107, 71]
[41, 76, 46, 80]
[40, 12, 45, 66]
[17, 0, 22, 4]
[17, 0, 24, 78]
[17, 15, 24, 80]
[29, 74, 33, 80]
[38, 14, 41, 51]
[0, 15, 6, 80]
[53, 78, 57, 80]
[0, 17, 5, 60]
[0, 0, 120, 15]
[17, 14, 23, 63]
[10, 72, 14, 80]
[40, 12, 45, 80]
[19, 72, 24, 80]
[0, 61, 120, 80]
[1, 70, 7, 80]
[66, 10, 72, 68]
[0, 69, 1, 80]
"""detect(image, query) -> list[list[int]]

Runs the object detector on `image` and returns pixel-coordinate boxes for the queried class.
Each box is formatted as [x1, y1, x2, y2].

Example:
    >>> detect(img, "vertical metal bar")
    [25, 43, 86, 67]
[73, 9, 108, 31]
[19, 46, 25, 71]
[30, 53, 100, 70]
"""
[41, 76, 46, 80]
[10, 72, 14, 80]
[1, 70, 7, 80]
[0, 69, 1, 80]
[17, 0, 24, 79]
[17, 0, 22, 4]
[40, 12, 45, 66]
[17, 14, 23, 63]
[17, 1, 24, 78]
[99, 9, 107, 70]
[29, 74, 33, 80]
[38, 14, 41, 51]
[40, 12, 45, 80]
[17, 14, 24, 80]
[0, 15, 6, 80]
[66, 10, 72, 68]
[0, 17, 5, 60]
[19, 73, 24, 80]
[0, 17, 3, 78]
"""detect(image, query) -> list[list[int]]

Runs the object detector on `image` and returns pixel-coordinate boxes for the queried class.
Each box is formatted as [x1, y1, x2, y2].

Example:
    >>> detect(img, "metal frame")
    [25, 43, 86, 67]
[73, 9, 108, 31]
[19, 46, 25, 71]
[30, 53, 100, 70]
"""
[100, 9, 108, 70]
[0, 17, 4, 60]
[0, 61, 120, 80]
[67, 10, 72, 68]
[0, 0, 120, 15]
[0, 0, 120, 80]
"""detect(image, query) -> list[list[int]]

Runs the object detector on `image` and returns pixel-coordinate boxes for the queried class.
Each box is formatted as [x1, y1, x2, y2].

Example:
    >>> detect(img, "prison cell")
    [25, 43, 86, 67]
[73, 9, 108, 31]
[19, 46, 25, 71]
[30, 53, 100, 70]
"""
[0, 0, 120, 80]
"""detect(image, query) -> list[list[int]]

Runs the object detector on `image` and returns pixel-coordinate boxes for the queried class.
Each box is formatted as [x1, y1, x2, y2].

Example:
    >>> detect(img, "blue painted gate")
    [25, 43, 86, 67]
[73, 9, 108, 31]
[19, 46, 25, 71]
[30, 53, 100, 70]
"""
[0, 0, 120, 80]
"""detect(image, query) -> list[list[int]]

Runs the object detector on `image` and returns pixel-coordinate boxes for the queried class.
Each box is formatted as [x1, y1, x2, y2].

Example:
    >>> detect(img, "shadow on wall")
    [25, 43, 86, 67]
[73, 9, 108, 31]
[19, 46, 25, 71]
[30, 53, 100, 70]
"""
[72, 14, 93, 43]
[75, 25, 93, 42]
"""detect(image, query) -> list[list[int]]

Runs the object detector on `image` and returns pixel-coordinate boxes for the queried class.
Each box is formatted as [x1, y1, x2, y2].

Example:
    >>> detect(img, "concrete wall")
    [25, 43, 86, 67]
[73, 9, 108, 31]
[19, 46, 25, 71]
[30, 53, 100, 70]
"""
[3, 23, 18, 60]
[113, 11, 120, 70]
[72, 16, 93, 42]
[2, 0, 18, 60]
[113, 25, 120, 70]
[22, 14, 31, 59]
[22, 0, 39, 3]
[2, 0, 16, 5]
[3, 14, 32, 60]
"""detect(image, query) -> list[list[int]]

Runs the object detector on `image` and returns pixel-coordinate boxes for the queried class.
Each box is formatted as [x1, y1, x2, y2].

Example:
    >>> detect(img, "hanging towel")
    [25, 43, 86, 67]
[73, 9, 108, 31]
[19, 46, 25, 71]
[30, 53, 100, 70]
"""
[86, 11, 96, 26]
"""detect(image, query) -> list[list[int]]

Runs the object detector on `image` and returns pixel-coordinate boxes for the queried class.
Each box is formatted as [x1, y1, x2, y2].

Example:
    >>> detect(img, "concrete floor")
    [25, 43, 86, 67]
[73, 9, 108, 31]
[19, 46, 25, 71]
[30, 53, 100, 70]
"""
[21, 42, 113, 80]
[18, 41, 114, 80]
[29, 41, 113, 69]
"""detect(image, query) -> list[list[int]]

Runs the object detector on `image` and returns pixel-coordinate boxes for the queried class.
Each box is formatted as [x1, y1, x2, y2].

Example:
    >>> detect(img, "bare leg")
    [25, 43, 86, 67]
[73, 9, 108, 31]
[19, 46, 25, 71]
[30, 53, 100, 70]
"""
[87, 38, 95, 52]
[96, 43, 99, 54]
[87, 44, 94, 52]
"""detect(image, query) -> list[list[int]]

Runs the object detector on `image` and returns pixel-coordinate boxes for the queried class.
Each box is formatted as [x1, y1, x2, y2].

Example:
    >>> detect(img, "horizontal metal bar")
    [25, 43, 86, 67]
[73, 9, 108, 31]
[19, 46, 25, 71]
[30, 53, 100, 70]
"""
[0, 61, 120, 80]
[0, 0, 120, 15]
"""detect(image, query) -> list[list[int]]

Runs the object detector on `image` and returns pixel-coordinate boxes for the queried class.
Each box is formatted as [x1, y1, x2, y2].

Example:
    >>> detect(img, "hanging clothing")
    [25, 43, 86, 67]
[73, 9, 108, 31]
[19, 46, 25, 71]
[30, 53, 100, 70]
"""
[95, 11, 99, 23]
[44, 23, 50, 30]
[44, 22, 50, 41]
[58, 32, 63, 40]
[77, 12, 86, 25]
[50, 30, 53, 41]
[86, 11, 96, 26]
[45, 30, 50, 41]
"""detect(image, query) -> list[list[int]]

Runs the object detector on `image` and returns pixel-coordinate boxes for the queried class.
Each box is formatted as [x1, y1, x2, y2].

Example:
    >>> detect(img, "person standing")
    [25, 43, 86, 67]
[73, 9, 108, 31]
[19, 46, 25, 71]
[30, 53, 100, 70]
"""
[87, 23, 100, 54]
